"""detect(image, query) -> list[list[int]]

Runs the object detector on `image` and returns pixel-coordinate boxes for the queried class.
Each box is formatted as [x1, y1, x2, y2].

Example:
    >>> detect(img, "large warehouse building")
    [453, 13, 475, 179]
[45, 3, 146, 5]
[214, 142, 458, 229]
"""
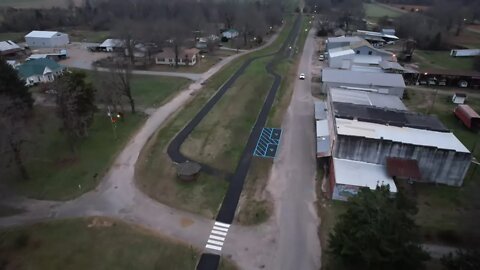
[25, 31, 69, 48]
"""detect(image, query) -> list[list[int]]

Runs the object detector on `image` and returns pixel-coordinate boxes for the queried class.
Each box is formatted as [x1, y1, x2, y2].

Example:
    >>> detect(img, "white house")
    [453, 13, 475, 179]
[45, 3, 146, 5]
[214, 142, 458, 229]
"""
[99, 39, 124, 52]
[25, 31, 69, 48]
[222, 29, 239, 39]
[154, 47, 200, 66]
[17, 58, 66, 86]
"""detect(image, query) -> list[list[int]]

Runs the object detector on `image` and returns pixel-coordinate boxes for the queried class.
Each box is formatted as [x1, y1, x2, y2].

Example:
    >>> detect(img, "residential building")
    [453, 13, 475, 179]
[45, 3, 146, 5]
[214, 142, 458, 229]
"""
[0, 40, 22, 56]
[25, 31, 69, 48]
[154, 47, 200, 66]
[222, 29, 239, 39]
[321, 68, 406, 98]
[17, 58, 65, 86]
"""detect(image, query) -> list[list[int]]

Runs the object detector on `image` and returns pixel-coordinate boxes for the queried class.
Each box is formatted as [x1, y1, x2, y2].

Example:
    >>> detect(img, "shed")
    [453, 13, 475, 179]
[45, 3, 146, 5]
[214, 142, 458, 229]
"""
[316, 120, 331, 158]
[454, 104, 480, 130]
[452, 93, 466, 104]
[450, 49, 480, 57]
[0, 40, 22, 56]
[99, 39, 124, 52]
[25, 31, 69, 48]
[330, 158, 397, 201]
[175, 161, 201, 181]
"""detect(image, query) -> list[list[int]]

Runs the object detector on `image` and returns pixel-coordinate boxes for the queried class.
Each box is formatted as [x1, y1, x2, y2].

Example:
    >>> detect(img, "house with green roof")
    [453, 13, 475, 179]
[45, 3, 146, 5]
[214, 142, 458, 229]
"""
[17, 58, 66, 86]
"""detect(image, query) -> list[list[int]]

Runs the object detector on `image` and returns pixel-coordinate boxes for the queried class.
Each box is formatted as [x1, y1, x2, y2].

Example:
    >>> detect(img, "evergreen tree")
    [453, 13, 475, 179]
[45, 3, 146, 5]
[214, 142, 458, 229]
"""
[328, 186, 429, 270]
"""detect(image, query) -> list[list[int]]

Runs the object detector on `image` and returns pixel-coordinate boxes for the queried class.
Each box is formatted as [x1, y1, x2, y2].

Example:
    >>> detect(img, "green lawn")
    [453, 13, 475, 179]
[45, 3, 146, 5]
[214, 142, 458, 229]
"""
[403, 89, 480, 246]
[135, 16, 297, 217]
[0, 218, 237, 270]
[0, 32, 26, 42]
[9, 108, 146, 200]
[364, 3, 402, 20]
[414, 50, 475, 71]
[0, 0, 70, 8]
[130, 75, 190, 108]
[67, 30, 111, 43]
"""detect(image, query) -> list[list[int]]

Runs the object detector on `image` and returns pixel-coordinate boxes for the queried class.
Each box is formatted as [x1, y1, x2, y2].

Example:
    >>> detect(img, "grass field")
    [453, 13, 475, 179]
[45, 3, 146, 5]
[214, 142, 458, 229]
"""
[364, 3, 402, 21]
[8, 108, 146, 200]
[0, 217, 236, 270]
[0, 32, 26, 42]
[403, 89, 480, 247]
[135, 16, 297, 217]
[0, 0, 76, 8]
[414, 50, 475, 71]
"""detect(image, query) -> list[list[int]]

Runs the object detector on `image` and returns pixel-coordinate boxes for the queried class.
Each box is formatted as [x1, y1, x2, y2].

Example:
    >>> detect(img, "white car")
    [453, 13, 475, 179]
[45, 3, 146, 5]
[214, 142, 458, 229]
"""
[318, 54, 325, 61]
[299, 73, 305, 80]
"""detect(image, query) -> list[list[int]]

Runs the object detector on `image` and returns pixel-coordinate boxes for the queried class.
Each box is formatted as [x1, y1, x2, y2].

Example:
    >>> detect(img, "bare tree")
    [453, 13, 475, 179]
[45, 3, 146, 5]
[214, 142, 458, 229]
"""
[107, 61, 136, 113]
[0, 59, 34, 180]
[55, 71, 96, 152]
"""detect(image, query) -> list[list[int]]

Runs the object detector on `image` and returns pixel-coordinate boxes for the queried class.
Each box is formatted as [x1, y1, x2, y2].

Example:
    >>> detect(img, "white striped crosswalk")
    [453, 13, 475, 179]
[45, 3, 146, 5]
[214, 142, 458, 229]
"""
[205, 221, 230, 252]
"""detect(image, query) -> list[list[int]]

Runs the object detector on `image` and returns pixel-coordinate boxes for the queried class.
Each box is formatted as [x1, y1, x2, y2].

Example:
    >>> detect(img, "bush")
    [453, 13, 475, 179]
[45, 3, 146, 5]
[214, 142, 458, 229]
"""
[14, 232, 30, 249]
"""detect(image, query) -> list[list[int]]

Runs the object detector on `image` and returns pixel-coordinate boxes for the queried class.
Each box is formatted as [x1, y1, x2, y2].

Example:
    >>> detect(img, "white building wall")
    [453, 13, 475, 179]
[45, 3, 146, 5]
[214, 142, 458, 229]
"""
[26, 33, 69, 48]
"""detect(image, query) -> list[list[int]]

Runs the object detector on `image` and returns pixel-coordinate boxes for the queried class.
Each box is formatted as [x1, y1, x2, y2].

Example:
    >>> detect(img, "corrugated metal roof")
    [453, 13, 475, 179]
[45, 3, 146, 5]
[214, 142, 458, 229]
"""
[0, 40, 21, 52]
[457, 105, 480, 119]
[333, 158, 397, 192]
[379, 60, 405, 71]
[352, 55, 382, 65]
[100, 39, 124, 48]
[326, 36, 363, 44]
[329, 88, 407, 110]
[322, 68, 406, 88]
[17, 58, 63, 78]
[314, 101, 327, 120]
[329, 48, 355, 58]
[333, 102, 448, 132]
[356, 30, 399, 40]
[316, 120, 329, 137]
[335, 118, 470, 153]
[450, 49, 480, 57]
[317, 136, 331, 157]
[25, 31, 63, 38]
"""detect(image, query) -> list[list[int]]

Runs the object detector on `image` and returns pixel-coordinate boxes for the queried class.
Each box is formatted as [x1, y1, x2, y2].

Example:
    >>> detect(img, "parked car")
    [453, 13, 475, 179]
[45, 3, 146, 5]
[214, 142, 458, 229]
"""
[318, 54, 324, 61]
[299, 73, 305, 80]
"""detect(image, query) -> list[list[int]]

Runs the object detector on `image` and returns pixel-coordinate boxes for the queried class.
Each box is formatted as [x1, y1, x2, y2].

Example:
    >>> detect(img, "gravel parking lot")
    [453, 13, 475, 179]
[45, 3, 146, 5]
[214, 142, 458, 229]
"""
[59, 42, 110, 70]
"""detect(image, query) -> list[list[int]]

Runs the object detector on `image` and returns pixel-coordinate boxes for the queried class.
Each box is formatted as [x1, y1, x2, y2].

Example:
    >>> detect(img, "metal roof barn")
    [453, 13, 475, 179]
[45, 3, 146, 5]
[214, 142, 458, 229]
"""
[329, 87, 407, 111]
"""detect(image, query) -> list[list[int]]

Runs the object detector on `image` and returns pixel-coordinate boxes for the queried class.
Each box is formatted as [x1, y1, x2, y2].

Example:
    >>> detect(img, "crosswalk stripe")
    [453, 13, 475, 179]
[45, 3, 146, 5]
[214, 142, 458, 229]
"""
[205, 244, 222, 251]
[209, 234, 225, 241]
[207, 239, 224, 246]
[214, 221, 230, 228]
[212, 226, 229, 232]
[211, 230, 227, 236]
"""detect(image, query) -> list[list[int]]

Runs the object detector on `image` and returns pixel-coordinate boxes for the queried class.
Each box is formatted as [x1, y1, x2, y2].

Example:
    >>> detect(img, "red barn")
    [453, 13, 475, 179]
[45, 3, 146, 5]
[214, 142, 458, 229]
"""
[454, 105, 480, 130]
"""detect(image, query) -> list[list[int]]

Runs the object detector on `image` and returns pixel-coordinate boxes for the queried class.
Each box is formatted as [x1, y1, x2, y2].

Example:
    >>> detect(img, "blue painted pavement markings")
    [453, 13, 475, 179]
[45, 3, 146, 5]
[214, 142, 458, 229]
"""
[254, 128, 282, 158]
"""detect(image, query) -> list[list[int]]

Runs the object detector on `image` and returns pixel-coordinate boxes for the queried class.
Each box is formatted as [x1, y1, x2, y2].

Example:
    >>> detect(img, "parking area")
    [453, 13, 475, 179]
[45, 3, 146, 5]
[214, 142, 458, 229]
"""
[59, 42, 109, 69]
[253, 127, 282, 158]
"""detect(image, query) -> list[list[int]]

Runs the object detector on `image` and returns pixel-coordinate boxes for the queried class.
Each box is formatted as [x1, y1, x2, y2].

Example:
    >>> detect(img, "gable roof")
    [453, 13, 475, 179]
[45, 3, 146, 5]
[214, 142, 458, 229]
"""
[100, 39, 124, 48]
[322, 68, 406, 88]
[0, 40, 21, 52]
[25, 31, 64, 38]
[17, 58, 63, 79]
[155, 47, 200, 59]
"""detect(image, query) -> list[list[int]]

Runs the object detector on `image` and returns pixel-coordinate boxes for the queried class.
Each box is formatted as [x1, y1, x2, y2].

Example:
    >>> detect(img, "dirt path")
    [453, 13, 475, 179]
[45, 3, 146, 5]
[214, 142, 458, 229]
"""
[0, 26, 283, 258]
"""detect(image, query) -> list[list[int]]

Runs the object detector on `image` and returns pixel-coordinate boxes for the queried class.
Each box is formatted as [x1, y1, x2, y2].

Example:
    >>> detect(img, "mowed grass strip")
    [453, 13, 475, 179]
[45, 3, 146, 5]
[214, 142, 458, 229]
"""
[180, 56, 274, 172]
[9, 107, 146, 200]
[135, 17, 296, 217]
[0, 217, 237, 270]
[129, 75, 190, 108]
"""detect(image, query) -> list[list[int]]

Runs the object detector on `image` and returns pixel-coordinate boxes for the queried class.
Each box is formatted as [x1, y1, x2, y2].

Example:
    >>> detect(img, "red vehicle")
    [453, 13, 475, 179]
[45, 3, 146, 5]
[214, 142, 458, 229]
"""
[454, 105, 480, 130]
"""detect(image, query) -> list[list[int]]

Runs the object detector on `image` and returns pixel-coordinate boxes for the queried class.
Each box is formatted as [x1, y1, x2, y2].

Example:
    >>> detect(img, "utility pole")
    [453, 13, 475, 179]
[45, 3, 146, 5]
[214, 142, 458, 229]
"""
[107, 106, 117, 140]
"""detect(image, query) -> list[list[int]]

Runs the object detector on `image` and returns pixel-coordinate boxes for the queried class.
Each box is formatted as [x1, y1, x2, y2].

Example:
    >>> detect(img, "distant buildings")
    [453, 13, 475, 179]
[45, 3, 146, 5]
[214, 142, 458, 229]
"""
[25, 31, 69, 48]
[154, 47, 200, 66]
[0, 40, 22, 56]
[222, 29, 239, 39]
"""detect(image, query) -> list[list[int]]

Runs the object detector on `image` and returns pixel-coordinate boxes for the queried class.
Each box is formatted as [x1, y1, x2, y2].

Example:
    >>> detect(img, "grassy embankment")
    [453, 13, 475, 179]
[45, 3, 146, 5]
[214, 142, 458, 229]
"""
[8, 74, 189, 200]
[135, 16, 298, 219]
[0, 217, 237, 270]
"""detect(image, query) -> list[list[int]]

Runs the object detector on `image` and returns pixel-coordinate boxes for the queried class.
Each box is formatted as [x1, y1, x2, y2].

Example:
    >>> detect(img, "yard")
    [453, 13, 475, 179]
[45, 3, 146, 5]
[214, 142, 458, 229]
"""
[403, 89, 480, 247]
[413, 50, 476, 71]
[135, 16, 296, 217]
[0, 217, 236, 270]
[364, 3, 402, 22]
[144, 49, 237, 74]
[448, 29, 480, 49]
[0, 0, 76, 8]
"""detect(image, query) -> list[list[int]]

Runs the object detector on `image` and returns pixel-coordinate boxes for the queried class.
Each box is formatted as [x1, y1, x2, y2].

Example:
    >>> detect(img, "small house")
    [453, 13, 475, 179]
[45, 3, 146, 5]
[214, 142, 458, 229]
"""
[154, 47, 200, 66]
[452, 93, 467, 104]
[99, 39, 124, 52]
[222, 29, 239, 39]
[17, 58, 65, 86]
[25, 31, 69, 48]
